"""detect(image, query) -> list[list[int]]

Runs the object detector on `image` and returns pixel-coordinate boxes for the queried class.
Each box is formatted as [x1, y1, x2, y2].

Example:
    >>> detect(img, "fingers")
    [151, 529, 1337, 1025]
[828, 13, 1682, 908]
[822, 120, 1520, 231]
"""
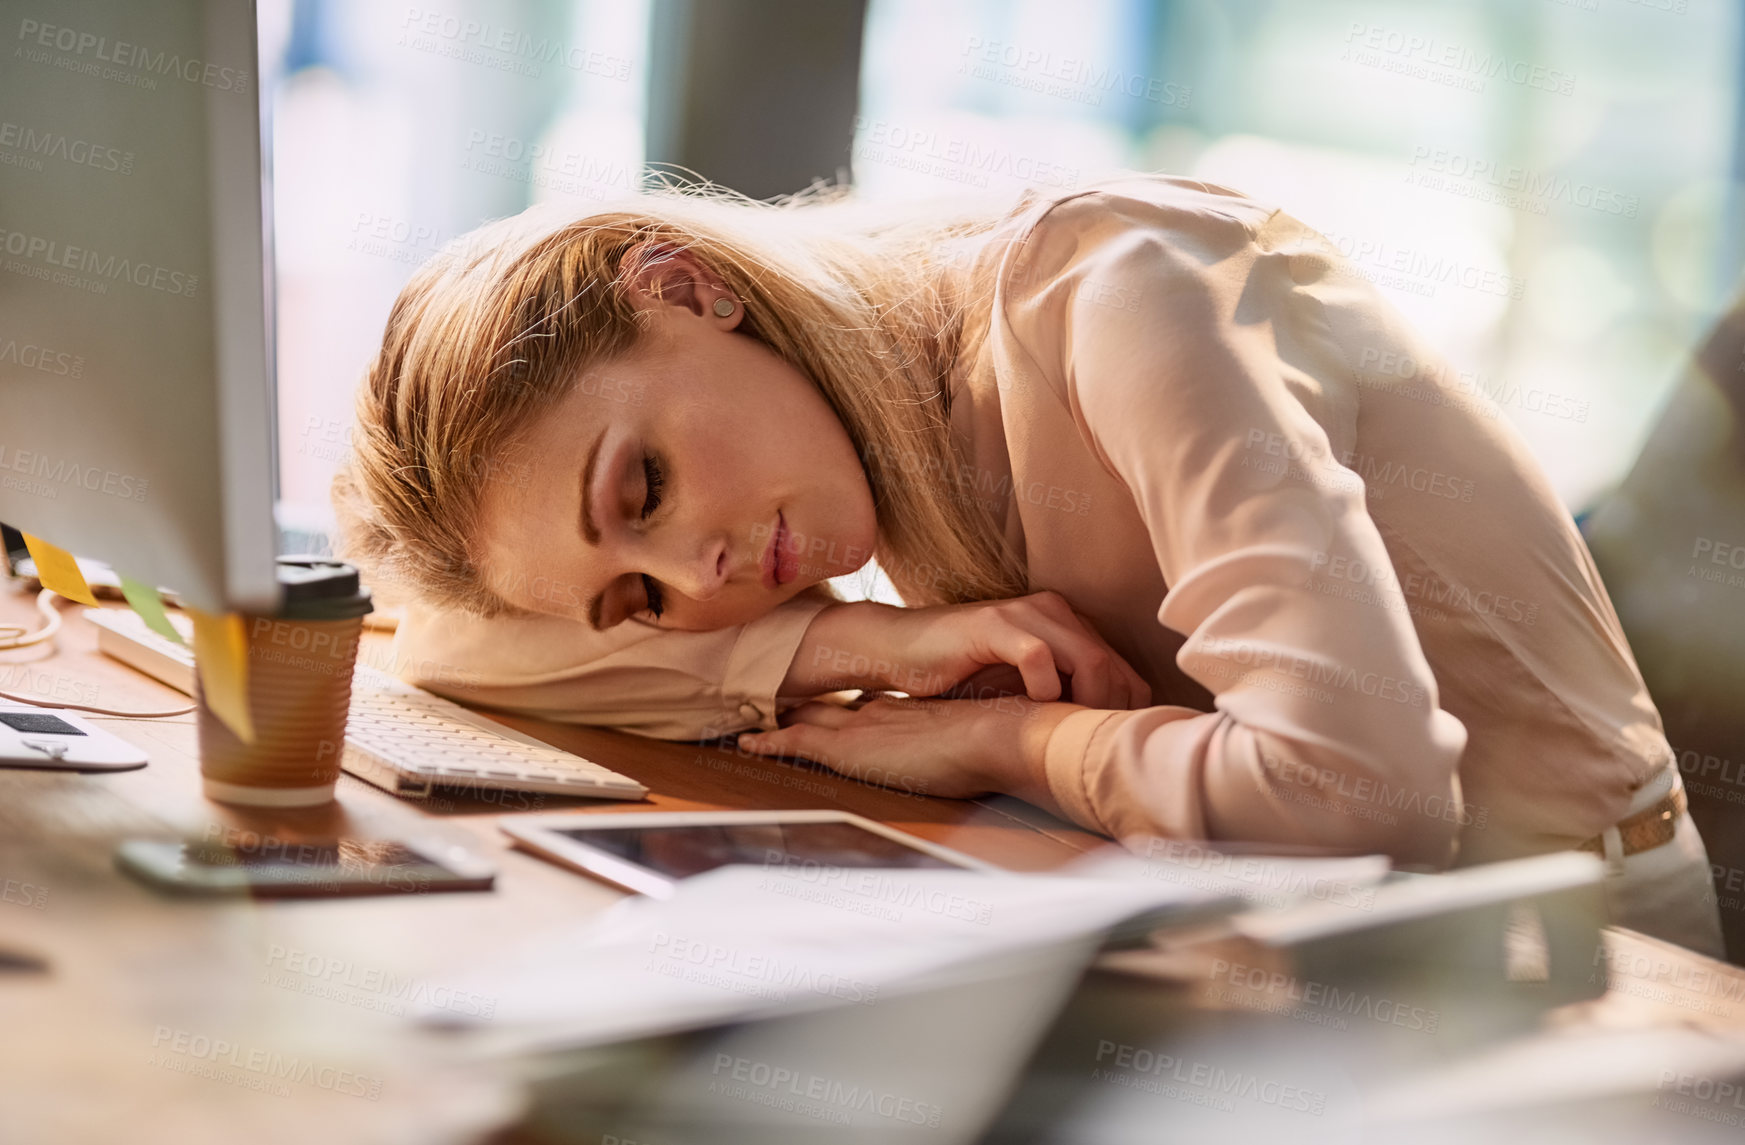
[1017, 611, 1130, 709]
[1049, 607, 1146, 709]
[860, 589, 1154, 712]
[1058, 613, 1149, 709]
[1023, 589, 1078, 625]
[1005, 596, 1151, 711]
[1045, 621, 1119, 708]
[1082, 640, 1152, 711]
[939, 663, 1029, 701]
[737, 721, 829, 763]
[1121, 660, 1153, 709]
[776, 700, 856, 729]
[984, 623, 1063, 702]
[737, 701, 860, 760]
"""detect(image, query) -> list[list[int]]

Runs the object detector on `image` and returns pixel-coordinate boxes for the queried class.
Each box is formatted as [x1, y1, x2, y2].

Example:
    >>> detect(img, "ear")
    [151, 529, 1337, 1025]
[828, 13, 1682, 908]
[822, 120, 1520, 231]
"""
[621, 241, 743, 329]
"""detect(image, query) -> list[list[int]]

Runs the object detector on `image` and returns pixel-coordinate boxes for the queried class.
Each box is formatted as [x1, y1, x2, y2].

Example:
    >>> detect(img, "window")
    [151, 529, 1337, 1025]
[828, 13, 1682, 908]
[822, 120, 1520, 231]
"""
[857, 0, 1741, 510]
[262, 0, 650, 541]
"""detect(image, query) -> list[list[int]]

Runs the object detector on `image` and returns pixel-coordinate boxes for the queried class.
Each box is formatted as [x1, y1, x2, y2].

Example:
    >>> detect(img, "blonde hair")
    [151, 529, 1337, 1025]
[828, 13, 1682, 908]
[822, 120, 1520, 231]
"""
[333, 182, 1037, 619]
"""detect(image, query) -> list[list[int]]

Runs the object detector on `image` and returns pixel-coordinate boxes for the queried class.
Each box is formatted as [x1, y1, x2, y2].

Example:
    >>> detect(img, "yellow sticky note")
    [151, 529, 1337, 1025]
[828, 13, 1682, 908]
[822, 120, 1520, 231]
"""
[186, 605, 255, 744]
[21, 533, 100, 607]
[120, 576, 185, 645]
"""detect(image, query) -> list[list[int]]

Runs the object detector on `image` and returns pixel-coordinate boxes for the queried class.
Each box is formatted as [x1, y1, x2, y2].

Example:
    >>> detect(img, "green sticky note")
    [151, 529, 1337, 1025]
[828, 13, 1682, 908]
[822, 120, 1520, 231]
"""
[120, 576, 185, 645]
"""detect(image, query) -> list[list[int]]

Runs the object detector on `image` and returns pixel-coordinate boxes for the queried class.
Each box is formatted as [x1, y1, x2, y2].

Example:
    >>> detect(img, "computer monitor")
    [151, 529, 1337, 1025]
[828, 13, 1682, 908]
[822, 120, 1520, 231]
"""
[0, 0, 279, 614]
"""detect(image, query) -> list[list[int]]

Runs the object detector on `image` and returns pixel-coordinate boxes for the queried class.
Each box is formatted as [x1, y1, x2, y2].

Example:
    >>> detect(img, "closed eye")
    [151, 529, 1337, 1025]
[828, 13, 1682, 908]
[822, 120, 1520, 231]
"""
[641, 573, 664, 619]
[641, 454, 665, 519]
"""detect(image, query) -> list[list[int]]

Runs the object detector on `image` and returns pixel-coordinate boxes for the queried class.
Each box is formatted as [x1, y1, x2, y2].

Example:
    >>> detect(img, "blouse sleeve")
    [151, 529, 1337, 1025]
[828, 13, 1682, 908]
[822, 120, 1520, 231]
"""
[381, 590, 832, 740]
[1001, 188, 1468, 866]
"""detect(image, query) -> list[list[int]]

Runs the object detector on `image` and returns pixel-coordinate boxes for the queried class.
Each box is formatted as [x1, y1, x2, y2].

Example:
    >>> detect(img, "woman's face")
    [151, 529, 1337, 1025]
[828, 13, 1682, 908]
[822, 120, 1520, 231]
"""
[472, 250, 879, 632]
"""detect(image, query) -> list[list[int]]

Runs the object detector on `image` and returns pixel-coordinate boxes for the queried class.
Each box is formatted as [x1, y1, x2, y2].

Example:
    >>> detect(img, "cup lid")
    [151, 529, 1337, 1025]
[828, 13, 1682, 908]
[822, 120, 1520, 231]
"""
[274, 557, 374, 620]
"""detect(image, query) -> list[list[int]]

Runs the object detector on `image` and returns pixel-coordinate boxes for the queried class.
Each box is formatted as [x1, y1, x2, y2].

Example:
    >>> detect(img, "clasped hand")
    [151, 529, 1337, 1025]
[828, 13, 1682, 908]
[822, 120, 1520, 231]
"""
[740, 591, 1150, 806]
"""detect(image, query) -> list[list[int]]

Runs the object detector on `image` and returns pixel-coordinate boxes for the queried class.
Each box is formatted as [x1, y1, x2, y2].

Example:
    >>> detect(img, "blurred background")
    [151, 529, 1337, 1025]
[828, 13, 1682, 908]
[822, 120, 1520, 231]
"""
[262, 0, 1742, 533]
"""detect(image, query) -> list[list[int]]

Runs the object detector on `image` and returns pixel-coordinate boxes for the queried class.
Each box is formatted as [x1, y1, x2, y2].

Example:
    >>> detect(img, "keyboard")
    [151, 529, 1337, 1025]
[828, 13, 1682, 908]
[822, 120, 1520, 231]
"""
[83, 607, 648, 802]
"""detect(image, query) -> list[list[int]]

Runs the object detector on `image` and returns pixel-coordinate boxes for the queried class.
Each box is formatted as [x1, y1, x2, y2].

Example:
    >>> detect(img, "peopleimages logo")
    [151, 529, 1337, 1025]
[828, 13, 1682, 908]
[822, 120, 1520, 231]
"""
[709, 1053, 944, 1127]
[1316, 230, 1525, 301]
[0, 228, 198, 298]
[1259, 750, 1487, 830]
[759, 853, 993, 925]
[646, 930, 881, 1005]
[1341, 23, 1575, 97]
[147, 1026, 382, 1100]
[1, 875, 48, 910]
[0, 444, 148, 502]
[0, 331, 84, 378]
[0, 120, 134, 175]
[1353, 347, 1590, 424]
[1309, 549, 1539, 627]
[1195, 634, 1429, 708]
[15, 19, 251, 93]
[1142, 837, 1382, 908]
[1405, 146, 1638, 218]
[959, 37, 1191, 109]
[853, 116, 1080, 191]
[263, 944, 497, 1019]
[398, 8, 631, 80]
[1209, 958, 1442, 1033]
[1091, 1041, 1328, 1115]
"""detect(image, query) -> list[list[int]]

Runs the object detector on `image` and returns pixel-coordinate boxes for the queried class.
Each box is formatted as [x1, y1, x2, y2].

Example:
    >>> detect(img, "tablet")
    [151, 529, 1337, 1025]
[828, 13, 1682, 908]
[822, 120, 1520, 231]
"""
[500, 809, 998, 898]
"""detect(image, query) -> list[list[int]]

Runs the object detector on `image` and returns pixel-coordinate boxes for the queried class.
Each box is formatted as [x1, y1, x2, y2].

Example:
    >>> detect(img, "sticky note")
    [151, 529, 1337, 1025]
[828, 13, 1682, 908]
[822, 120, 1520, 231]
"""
[120, 577, 185, 645]
[186, 605, 255, 744]
[20, 533, 100, 607]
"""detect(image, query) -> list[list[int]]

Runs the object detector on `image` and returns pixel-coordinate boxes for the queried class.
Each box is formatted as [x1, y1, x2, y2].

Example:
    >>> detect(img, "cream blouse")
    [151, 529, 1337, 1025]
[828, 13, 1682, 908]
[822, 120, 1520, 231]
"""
[388, 175, 1672, 868]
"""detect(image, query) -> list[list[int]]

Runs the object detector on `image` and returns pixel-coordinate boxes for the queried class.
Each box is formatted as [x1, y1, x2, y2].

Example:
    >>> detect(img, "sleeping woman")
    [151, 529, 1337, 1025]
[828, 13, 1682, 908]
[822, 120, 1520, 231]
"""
[332, 173, 1723, 954]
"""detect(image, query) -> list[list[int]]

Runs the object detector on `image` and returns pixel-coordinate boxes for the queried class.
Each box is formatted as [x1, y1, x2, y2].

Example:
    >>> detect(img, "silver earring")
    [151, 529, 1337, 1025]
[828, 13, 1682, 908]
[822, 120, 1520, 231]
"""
[713, 297, 736, 318]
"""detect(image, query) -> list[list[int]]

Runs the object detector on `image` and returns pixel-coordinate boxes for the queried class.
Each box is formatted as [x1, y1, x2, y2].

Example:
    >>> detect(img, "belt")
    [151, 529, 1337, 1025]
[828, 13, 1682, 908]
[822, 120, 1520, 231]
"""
[1576, 784, 1687, 859]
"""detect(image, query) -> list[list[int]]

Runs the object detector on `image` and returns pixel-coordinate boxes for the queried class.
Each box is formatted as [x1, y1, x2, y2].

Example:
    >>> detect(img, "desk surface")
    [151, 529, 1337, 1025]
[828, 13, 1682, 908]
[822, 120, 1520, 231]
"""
[3, 585, 1744, 1144]
[0, 587, 1105, 1144]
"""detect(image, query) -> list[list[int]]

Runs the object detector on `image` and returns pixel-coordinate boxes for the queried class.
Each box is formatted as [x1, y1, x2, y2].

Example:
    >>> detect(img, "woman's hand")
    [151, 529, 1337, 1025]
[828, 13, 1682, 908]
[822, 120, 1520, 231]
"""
[738, 694, 1081, 809]
[781, 590, 1151, 711]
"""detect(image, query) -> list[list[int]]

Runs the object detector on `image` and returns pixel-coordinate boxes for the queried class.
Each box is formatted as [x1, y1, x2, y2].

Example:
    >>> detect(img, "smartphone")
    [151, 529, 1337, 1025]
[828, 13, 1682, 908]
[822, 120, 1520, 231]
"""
[501, 809, 997, 899]
[115, 835, 495, 897]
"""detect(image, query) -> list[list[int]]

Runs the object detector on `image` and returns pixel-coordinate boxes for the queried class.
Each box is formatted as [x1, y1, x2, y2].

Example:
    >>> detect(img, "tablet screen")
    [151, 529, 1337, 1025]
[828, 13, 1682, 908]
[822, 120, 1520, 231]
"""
[553, 821, 968, 880]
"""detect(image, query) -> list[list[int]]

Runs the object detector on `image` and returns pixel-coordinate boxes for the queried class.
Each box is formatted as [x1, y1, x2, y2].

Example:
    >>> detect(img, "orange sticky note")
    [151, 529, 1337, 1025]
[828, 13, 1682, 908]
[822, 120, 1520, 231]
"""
[186, 605, 255, 744]
[20, 533, 100, 607]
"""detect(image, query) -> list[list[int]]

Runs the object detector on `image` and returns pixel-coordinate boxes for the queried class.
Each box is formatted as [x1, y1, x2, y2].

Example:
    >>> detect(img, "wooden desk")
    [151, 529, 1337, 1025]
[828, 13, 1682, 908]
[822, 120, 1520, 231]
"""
[4, 584, 1744, 1143]
[0, 585, 1101, 1145]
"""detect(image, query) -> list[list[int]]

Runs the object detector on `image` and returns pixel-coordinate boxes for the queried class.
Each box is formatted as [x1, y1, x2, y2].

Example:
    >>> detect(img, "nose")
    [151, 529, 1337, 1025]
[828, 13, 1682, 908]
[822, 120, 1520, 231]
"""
[640, 531, 730, 602]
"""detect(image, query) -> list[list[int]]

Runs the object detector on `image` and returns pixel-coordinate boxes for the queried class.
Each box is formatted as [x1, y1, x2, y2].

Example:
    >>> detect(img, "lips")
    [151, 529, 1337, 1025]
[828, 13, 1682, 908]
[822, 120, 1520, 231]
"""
[761, 511, 798, 590]
[775, 515, 799, 585]
[761, 512, 783, 590]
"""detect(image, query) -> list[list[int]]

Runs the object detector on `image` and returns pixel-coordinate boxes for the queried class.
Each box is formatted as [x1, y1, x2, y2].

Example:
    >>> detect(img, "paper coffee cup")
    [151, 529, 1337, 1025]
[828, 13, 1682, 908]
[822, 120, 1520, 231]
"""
[198, 557, 373, 807]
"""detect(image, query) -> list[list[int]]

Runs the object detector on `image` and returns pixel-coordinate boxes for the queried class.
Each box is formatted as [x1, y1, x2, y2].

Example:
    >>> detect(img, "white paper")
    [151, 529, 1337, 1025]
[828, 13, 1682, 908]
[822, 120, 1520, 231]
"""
[420, 862, 1232, 1053]
[1063, 842, 1393, 914]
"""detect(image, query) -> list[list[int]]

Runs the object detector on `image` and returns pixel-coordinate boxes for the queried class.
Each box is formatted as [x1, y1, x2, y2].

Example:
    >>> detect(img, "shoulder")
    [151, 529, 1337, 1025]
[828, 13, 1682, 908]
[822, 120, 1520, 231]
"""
[984, 176, 1293, 390]
[996, 175, 1279, 303]
[1028, 173, 1277, 236]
